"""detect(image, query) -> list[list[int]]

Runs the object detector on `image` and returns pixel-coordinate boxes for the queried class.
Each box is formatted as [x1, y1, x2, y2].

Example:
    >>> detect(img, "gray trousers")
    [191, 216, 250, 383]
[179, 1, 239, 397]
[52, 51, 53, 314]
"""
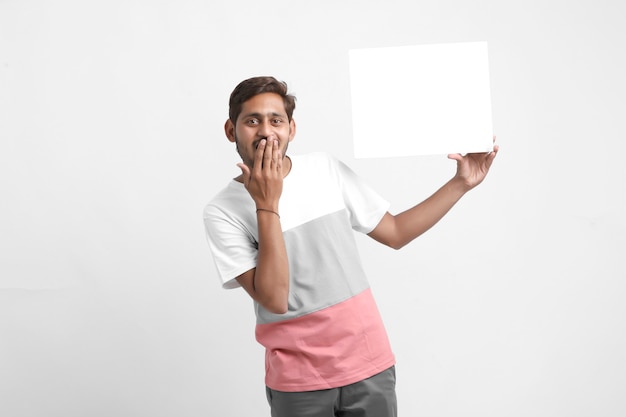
[265, 366, 397, 417]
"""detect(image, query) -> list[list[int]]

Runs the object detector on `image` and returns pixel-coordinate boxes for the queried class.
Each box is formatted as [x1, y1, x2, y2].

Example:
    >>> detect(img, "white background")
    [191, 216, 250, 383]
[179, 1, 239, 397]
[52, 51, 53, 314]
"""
[1, 1, 625, 416]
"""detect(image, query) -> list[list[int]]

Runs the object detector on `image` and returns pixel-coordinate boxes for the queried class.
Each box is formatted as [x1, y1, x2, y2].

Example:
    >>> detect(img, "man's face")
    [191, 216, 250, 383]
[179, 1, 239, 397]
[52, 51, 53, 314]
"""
[225, 92, 296, 168]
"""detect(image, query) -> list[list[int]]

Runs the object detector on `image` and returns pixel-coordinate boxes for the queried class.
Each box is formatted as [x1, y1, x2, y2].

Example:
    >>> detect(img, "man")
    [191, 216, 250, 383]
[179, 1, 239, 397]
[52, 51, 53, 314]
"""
[203, 76, 498, 417]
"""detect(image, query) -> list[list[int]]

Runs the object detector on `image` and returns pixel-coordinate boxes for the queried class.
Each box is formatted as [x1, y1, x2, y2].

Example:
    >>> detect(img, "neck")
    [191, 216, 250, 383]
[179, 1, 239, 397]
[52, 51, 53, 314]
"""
[282, 155, 292, 177]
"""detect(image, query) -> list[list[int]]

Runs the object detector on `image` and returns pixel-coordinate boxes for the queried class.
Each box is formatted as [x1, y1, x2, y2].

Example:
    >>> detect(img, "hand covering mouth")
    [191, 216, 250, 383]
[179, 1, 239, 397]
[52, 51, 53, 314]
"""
[255, 139, 277, 149]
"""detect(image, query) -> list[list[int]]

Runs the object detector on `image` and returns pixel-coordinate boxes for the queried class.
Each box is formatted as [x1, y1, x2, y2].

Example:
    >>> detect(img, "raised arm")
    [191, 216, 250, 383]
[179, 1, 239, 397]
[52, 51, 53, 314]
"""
[368, 141, 499, 249]
[235, 139, 290, 314]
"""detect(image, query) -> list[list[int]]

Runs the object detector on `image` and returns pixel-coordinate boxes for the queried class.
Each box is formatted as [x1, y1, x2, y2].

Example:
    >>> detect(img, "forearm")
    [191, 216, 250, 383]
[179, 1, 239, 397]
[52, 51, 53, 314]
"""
[399, 177, 467, 241]
[372, 177, 469, 249]
[252, 210, 290, 313]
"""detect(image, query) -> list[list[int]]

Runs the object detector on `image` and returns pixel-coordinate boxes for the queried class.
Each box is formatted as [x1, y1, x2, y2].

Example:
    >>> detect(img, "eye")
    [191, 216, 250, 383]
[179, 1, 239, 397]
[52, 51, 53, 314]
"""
[246, 118, 259, 125]
[272, 118, 283, 124]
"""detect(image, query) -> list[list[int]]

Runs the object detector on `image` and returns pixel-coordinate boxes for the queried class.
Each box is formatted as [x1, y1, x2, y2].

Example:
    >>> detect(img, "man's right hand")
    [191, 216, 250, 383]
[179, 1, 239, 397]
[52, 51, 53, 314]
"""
[235, 138, 289, 314]
[238, 138, 283, 212]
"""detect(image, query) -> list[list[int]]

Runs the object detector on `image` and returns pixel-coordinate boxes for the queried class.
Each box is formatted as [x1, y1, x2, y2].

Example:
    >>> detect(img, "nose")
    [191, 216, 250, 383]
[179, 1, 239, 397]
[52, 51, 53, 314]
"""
[257, 120, 274, 139]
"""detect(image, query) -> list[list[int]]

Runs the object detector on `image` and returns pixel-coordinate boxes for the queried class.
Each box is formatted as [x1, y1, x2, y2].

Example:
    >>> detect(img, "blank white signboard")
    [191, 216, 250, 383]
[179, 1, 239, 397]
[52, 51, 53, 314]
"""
[349, 41, 494, 158]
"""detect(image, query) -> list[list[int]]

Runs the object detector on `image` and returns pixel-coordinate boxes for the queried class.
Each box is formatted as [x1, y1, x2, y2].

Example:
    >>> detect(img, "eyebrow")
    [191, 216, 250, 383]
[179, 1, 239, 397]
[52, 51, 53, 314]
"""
[241, 111, 287, 119]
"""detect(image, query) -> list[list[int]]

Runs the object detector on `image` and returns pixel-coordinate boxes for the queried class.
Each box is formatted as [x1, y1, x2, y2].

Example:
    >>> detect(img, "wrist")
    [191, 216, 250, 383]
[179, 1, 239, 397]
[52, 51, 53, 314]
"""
[256, 208, 280, 218]
[255, 203, 279, 212]
[448, 176, 471, 195]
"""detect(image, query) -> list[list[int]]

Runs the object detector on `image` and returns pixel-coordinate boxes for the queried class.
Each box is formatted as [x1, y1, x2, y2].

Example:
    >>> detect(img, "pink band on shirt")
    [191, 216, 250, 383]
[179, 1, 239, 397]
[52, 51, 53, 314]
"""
[256, 288, 395, 392]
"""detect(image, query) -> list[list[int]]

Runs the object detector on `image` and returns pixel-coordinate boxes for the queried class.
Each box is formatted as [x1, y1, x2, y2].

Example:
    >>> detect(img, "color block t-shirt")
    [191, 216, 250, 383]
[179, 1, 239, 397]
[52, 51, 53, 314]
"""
[203, 152, 395, 392]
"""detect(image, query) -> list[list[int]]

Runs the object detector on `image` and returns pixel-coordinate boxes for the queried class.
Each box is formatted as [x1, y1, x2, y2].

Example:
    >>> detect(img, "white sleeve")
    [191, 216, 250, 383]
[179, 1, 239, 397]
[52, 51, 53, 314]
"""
[334, 157, 390, 234]
[203, 205, 258, 289]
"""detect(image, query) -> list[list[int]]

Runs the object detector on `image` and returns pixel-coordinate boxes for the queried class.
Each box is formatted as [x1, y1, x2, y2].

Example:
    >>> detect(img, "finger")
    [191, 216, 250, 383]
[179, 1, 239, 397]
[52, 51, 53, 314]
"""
[237, 162, 249, 175]
[484, 145, 499, 166]
[266, 139, 280, 172]
[262, 138, 273, 169]
[488, 146, 499, 163]
[275, 141, 283, 171]
[272, 139, 282, 172]
[268, 139, 277, 168]
[488, 136, 498, 155]
[254, 139, 267, 172]
[237, 163, 251, 185]
[447, 153, 463, 162]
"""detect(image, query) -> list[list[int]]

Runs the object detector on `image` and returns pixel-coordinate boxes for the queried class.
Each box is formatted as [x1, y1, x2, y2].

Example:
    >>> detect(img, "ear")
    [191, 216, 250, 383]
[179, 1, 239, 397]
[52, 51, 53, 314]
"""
[288, 119, 297, 142]
[224, 119, 236, 143]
